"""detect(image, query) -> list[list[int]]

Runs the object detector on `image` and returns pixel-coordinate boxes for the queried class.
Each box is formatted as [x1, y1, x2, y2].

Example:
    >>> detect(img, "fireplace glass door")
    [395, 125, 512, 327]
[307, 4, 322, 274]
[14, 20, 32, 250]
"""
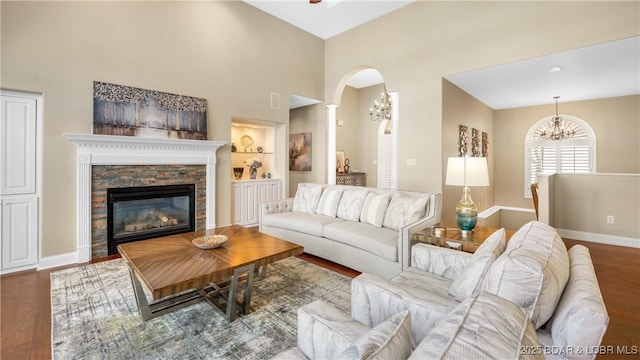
[107, 184, 196, 254]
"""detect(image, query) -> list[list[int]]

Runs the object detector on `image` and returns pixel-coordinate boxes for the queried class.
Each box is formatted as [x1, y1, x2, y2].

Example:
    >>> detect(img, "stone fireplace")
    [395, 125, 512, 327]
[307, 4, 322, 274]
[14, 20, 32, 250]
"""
[65, 133, 225, 262]
[94, 170, 202, 258]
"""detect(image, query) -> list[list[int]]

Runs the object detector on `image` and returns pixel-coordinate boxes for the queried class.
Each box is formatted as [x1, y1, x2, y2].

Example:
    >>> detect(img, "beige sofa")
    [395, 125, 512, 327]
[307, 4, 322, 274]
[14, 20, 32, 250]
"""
[259, 183, 441, 280]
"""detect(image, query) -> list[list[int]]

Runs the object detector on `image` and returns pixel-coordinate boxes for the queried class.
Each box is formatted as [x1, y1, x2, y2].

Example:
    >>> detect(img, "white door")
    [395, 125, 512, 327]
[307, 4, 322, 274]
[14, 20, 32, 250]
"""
[1, 92, 40, 272]
[2, 196, 38, 269]
[1, 95, 37, 195]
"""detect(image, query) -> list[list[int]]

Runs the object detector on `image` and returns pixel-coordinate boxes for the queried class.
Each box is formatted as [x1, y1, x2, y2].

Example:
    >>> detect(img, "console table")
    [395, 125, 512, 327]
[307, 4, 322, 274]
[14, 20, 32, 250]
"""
[336, 172, 366, 187]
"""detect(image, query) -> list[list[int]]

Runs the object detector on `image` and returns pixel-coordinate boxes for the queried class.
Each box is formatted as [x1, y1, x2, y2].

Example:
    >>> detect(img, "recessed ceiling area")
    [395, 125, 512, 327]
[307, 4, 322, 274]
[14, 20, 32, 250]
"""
[243, 0, 414, 40]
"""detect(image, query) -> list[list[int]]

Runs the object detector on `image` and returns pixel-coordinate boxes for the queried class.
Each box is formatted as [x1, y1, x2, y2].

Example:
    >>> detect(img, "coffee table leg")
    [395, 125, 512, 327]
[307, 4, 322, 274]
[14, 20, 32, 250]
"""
[127, 265, 154, 321]
[226, 263, 254, 321]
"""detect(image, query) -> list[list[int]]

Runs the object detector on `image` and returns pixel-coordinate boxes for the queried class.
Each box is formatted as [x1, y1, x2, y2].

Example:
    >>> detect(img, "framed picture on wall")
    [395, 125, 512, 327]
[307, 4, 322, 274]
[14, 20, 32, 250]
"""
[289, 132, 312, 171]
[336, 151, 345, 173]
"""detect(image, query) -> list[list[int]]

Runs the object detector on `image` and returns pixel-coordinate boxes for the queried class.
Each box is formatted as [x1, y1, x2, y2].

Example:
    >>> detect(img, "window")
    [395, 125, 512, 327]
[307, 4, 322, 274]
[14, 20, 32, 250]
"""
[524, 115, 596, 197]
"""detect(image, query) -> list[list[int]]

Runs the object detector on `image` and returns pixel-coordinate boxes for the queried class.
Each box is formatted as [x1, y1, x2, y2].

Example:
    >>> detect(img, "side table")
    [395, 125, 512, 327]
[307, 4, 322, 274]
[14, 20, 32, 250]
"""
[411, 225, 514, 254]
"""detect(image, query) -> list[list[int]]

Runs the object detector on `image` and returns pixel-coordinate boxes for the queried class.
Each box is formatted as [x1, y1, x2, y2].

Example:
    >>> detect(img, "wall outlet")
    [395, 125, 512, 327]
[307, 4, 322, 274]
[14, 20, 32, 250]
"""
[407, 158, 417, 166]
[607, 215, 615, 224]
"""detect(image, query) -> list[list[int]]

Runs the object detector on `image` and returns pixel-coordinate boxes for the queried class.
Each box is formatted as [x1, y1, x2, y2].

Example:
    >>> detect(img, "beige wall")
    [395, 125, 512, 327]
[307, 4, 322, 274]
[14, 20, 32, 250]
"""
[553, 173, 639, 241]
[1, 1, 325, 257]
[494, 95, 640, 209]
[442, 79, 495, 225]
[325, 1, 639, 198]
[3, 1, 639, 260]
[289, 104, 326, 195]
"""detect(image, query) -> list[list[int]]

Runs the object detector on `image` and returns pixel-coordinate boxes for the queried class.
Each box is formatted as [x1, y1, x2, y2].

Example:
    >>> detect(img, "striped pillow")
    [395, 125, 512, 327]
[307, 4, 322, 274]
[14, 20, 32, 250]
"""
[360, 192, 391, 227]
[316, 188, 343, 217]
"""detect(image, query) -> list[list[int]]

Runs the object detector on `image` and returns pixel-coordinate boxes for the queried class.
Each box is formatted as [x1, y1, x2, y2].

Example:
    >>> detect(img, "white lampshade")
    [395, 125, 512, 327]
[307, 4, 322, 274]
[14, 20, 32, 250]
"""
[445, 157, 489, 187]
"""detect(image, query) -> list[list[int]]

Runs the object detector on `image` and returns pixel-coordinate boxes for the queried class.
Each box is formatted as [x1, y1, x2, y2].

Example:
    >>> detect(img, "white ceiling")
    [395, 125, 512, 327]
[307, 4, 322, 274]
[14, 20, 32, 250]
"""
[445, 36, 640, 110]
[244, 1, 639, 110]
[243, 0, 414, 40]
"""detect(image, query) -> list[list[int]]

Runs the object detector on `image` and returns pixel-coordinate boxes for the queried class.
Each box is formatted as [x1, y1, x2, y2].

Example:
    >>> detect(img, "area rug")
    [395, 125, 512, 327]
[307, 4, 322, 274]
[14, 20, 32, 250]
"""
[51, 256, 352, 359]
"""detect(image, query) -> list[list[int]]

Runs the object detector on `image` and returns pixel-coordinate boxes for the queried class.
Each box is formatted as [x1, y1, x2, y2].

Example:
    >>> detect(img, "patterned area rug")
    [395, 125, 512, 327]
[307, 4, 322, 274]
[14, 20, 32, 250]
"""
[51, 257, 352, 359]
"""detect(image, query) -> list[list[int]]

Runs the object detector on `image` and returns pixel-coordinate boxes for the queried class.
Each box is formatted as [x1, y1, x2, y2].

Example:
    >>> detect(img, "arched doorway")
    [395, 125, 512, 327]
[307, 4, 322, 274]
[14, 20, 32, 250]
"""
[327, 68, 398, 189]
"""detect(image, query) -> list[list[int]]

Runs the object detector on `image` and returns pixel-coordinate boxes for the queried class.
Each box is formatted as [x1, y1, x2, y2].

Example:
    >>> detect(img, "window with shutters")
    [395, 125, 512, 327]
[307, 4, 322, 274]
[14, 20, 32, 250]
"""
[524, 115, 596, 197]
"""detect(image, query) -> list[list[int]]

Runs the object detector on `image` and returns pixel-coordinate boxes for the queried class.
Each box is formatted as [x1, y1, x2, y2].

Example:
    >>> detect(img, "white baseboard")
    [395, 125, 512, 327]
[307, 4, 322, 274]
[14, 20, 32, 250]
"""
[557, 228, 640, 249]
[37, 251, 79, 271]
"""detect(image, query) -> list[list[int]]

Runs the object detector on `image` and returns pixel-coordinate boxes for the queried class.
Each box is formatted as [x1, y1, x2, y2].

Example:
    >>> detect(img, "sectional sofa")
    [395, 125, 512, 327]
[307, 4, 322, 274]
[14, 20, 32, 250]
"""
[273, 221, 608, 359]
[351, 221, 609, 358]
[259, 183, 441, 279]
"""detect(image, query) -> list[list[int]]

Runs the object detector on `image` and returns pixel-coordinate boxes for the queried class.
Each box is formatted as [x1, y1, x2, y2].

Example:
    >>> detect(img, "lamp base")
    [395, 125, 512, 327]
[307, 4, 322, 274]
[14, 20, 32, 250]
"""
[455, 186, 478, 233]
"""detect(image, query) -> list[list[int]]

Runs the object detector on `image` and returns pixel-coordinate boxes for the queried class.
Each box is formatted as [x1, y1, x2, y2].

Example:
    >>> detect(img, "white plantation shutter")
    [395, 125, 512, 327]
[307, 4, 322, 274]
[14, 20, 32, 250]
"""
[378, 134, 392, 189]
[525, 115, 596, 197]
[560, 145, 591, 173]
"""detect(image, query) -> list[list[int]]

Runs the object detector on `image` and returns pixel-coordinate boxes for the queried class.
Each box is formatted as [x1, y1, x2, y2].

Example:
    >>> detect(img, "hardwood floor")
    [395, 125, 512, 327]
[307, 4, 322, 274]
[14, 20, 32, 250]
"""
[1, 239, 638, 359]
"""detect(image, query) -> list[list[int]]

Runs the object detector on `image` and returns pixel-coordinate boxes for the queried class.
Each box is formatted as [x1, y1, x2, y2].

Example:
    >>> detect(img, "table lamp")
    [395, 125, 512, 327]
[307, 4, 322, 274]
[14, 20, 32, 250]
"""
[445, 157, 489, 235]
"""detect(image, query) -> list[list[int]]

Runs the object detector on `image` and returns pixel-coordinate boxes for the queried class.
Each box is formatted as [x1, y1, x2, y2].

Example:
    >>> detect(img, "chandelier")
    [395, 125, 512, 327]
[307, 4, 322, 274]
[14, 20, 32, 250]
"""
[369, 87, 392, 122]
[538, 96, 575, 140]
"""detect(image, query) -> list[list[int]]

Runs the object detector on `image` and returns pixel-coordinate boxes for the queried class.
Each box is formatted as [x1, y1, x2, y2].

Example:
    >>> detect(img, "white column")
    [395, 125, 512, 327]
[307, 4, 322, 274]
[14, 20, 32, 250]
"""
[206, 154, 217, 229]
[76, 153, 92, 262]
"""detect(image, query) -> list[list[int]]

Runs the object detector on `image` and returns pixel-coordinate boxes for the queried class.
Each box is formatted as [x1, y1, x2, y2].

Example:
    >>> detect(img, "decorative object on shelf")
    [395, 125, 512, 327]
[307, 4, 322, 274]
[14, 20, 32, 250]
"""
[536, 96, 576, 140]
[459, 125, 468, 156]
[482, 132, 489, 158]
[445, 156, 489, 236]
[245, 157, 262, 180]
[93, 81, 207, 140]
[343, 158, 350, 173]
[257, 146, 264, 153]
[336, 151, 345, 173]
[289, 132, 312, 171]
[231, 143, 237, 152]
[369, 86, 392, 122]
[261, 173, 266, 179]
[267, 172, 272, 179]
[233, 167, 244, 180]
[192, 234, 228, 249]
[472, 128, 480, 157]
[240, 134, 254, 152]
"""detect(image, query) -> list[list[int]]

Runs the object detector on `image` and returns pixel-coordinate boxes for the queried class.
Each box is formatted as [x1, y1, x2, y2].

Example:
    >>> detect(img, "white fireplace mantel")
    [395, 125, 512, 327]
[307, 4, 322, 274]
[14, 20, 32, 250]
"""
[64, 133, 226, 262]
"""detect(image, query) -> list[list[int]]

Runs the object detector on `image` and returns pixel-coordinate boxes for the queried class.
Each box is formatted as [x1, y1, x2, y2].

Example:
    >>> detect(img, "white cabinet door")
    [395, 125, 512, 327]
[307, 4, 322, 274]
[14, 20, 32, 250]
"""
[1, 195, 38, 270]
[232, 183, 243, 224]
[232, 182, 259, 226]
[1, 95, 37, 195]
[245, 183, 258, 225]
[259, 180, 282, 203]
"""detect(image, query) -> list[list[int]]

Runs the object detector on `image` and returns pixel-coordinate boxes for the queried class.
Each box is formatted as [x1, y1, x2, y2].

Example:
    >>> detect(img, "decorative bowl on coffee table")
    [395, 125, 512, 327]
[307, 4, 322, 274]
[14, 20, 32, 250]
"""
[192, 234, 228, 249]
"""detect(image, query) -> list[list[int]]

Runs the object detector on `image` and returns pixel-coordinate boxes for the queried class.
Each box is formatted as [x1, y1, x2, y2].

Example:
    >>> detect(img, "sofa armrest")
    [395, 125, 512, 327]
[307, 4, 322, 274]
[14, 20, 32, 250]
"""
[411, 243, 471, 280]
[400, 193, 442, 270]
[259, 198, 294, 231]
[297, 300, 370, 360]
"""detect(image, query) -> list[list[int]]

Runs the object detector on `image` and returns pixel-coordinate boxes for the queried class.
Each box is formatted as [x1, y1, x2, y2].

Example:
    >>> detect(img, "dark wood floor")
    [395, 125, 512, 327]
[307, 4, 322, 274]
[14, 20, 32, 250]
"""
[1, 239, 638, 359]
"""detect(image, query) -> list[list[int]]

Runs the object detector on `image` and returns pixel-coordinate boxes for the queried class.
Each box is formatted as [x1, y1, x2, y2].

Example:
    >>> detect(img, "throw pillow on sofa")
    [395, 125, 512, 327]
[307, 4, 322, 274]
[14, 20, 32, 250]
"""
[338, 310, 412, 360]
[448, 228, 506, 301]
[382, 193, 428, 231]
[409, 291, 543, 359]
[316, 188, 343, 217]
[336, 188, 369, 222]
[293, 183, 324, 214]
[482, 221, 569, 329]
[360, 192, 391, 228]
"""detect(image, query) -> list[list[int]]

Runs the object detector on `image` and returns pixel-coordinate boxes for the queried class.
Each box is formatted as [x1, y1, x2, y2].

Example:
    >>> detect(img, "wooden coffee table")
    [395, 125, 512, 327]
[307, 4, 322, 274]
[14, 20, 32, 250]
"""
[117, 225, 303, 322]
